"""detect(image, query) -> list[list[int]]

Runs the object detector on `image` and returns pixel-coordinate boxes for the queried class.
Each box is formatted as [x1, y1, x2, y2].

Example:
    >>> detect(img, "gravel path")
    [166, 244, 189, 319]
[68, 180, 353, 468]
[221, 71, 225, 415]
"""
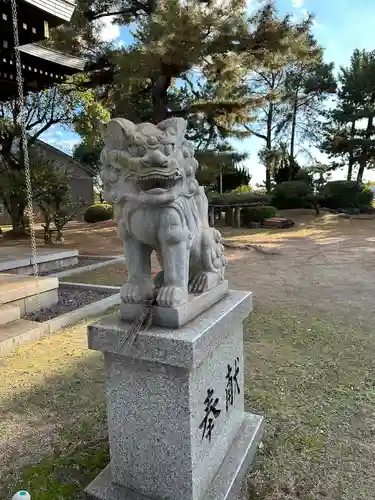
[39, 257, 109, 276]
[25, 286, 117, 322]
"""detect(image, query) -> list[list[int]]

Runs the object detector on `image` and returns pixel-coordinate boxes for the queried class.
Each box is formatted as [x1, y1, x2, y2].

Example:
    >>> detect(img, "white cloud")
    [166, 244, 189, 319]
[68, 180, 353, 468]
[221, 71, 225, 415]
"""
[44, 137, 80, 154]
[95, 15, 121, 42]
[292, 0, 303, 7]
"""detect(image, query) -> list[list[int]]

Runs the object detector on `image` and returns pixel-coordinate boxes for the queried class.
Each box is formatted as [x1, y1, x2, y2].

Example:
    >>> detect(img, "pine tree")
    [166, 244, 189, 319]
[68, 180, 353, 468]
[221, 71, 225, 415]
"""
[322, 49, 375, 183]
[245, 15, 335, 191]
[283, 60, 336, 162]
[49, 1, 321, 150]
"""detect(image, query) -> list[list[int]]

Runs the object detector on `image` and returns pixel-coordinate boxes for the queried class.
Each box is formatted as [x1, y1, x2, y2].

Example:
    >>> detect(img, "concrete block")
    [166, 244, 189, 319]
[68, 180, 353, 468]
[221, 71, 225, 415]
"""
[24, 288, 59, 314]
[53, 258, 122, 279]
[60, 282, 120, 293]
[47, 293, 121, 334]
[0, 319, 50, 356]
[0, 305, 20, 326]
[34, 249, 79, 264]
[0, 257, 30, 272]
[0, 274, 58, 304]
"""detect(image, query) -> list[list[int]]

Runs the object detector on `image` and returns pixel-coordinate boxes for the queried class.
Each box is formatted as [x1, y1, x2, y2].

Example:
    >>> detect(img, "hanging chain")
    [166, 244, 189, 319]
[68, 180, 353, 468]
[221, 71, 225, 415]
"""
[10, 0, 40, 307]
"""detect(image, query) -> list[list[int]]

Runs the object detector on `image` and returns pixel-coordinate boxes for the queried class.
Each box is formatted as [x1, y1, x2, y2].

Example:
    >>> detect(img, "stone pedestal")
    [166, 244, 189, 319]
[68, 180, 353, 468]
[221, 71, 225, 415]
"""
[85, 290, 264, 500]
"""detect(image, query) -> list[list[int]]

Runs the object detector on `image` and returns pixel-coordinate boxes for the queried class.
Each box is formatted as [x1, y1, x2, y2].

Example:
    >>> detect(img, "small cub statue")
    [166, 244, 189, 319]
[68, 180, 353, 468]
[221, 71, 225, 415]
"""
[100, 117, 227, 308]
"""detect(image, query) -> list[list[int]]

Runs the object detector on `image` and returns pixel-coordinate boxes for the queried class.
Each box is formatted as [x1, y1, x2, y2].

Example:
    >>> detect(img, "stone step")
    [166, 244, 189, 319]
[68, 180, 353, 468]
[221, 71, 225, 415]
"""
[0, 319, 49, 356]
[0, 274, 58, 305]
[0, 304, 20, 326]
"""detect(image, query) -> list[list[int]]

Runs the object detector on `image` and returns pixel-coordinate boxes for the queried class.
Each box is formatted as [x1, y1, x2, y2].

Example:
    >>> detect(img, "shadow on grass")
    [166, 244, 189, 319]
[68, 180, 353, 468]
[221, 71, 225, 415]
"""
[1, 353, 109, 500]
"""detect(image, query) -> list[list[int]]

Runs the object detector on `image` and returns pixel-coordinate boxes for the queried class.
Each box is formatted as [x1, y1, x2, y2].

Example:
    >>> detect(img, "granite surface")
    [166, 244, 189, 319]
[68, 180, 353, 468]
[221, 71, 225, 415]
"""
[86, 289, 258, 500]
[88, 290, 252, 369]
[85, 413, 264, 500]
[120, 281, 228, 328]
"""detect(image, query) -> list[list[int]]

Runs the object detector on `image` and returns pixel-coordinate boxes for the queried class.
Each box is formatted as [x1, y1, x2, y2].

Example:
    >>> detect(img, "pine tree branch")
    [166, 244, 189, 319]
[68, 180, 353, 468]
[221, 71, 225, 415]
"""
[85, 10, 128, 21]
[244, 125, 267, 141]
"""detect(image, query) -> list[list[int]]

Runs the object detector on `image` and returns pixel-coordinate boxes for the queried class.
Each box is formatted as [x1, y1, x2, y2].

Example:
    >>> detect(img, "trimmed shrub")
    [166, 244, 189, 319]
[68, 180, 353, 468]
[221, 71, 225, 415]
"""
[242, 205, 277, 225]
[207, 191, 272, 206]
[321, 181, 373, 209]
[231, 184, 252, 194]
[271, 181, 312, 210]
[357, 185, 373, 207]
[84, 203, 113, 223]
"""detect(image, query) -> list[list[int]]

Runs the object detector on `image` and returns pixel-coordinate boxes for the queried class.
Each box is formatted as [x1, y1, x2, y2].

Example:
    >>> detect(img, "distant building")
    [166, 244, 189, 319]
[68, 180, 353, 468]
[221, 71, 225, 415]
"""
[0, 140, 94, 226]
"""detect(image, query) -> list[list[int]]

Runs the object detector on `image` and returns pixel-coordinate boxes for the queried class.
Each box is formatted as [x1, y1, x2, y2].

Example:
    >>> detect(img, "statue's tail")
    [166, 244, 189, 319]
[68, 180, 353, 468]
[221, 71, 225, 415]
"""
[201, 228, 227, 278]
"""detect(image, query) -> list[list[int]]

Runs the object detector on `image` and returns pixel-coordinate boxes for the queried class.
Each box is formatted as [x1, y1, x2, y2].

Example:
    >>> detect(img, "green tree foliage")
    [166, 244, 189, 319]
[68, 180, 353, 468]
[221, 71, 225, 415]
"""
[220, 166, 251, 192]
[322, 49, 375, 183]
[259, 141, 301, 184]
[231, 184, 252, 193]
[304, 162, 332, 191]
[36, 163, 84, 243]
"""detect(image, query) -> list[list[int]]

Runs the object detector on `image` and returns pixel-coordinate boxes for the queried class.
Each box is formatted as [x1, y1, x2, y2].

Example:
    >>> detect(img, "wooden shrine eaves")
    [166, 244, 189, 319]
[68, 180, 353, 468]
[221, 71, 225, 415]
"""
[0, 44, 85, 99]
[19, 44, 85, 71]
[12, 0, 75, 24]
[0, 0, 76, 49]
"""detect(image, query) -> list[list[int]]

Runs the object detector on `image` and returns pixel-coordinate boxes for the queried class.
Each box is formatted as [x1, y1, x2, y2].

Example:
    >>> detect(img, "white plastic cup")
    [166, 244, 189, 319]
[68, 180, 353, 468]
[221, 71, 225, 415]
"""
[12, 492, 31, 500]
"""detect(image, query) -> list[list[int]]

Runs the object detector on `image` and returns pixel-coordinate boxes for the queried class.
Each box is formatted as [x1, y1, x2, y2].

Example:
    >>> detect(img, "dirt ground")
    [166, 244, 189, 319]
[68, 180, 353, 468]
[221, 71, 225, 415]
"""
[222, 210, 375, 324]
[13, 208, 372, 323]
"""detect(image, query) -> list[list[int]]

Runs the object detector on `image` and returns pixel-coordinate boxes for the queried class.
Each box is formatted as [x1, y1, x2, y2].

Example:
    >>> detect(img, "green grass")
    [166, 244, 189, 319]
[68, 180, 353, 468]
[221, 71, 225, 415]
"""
[245, 305, 375, 500]
[2, 304, 375, 499]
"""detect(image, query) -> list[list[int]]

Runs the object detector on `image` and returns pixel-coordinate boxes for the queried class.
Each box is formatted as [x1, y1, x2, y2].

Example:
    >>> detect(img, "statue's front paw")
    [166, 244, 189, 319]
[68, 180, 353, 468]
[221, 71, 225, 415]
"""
[156, 285, 188, 307]
[121, 281, 154, 304]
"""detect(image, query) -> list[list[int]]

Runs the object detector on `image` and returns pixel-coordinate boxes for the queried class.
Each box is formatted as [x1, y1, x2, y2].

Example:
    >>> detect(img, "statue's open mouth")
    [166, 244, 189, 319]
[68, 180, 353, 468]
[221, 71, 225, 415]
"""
[137, 173, 181, 193]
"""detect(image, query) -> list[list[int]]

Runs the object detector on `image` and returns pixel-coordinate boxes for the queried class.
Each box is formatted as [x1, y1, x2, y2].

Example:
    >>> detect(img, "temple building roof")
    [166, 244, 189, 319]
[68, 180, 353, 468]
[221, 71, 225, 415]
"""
[0, 0, 85, 98]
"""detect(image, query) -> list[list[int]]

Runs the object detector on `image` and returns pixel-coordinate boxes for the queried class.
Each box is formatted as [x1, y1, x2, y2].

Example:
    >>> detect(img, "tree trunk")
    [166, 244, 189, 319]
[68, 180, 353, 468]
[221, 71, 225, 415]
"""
[357, 114, 374, 184]
[56, 228, 64, 242]
[357, 162, 365, 184]
[9, 196, 26, 235]
[289, 97, 298, 168]
[347, 120, 356, 181]
[151, 74, 171, 124]
[265, 102, 273, 193]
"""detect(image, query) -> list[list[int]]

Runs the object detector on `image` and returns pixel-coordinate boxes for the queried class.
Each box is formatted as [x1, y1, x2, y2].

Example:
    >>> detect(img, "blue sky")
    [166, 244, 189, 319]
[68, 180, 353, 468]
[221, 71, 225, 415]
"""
[41, 0, 375, 185]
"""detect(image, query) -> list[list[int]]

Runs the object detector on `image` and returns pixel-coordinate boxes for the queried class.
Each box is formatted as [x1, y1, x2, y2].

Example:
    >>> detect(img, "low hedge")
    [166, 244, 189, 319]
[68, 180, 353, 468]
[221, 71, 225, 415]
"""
[84, 203, 113, 223]
[271, 181, 312, 210]
[320, 180, 373, 209]
[207, 191, 272, 206]
[242, 205, 277, 225]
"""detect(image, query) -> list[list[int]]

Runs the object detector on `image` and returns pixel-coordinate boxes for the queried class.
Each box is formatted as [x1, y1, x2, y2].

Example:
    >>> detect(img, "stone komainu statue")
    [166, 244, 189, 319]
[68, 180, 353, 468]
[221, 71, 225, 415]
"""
[100, 117, 226, 308]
